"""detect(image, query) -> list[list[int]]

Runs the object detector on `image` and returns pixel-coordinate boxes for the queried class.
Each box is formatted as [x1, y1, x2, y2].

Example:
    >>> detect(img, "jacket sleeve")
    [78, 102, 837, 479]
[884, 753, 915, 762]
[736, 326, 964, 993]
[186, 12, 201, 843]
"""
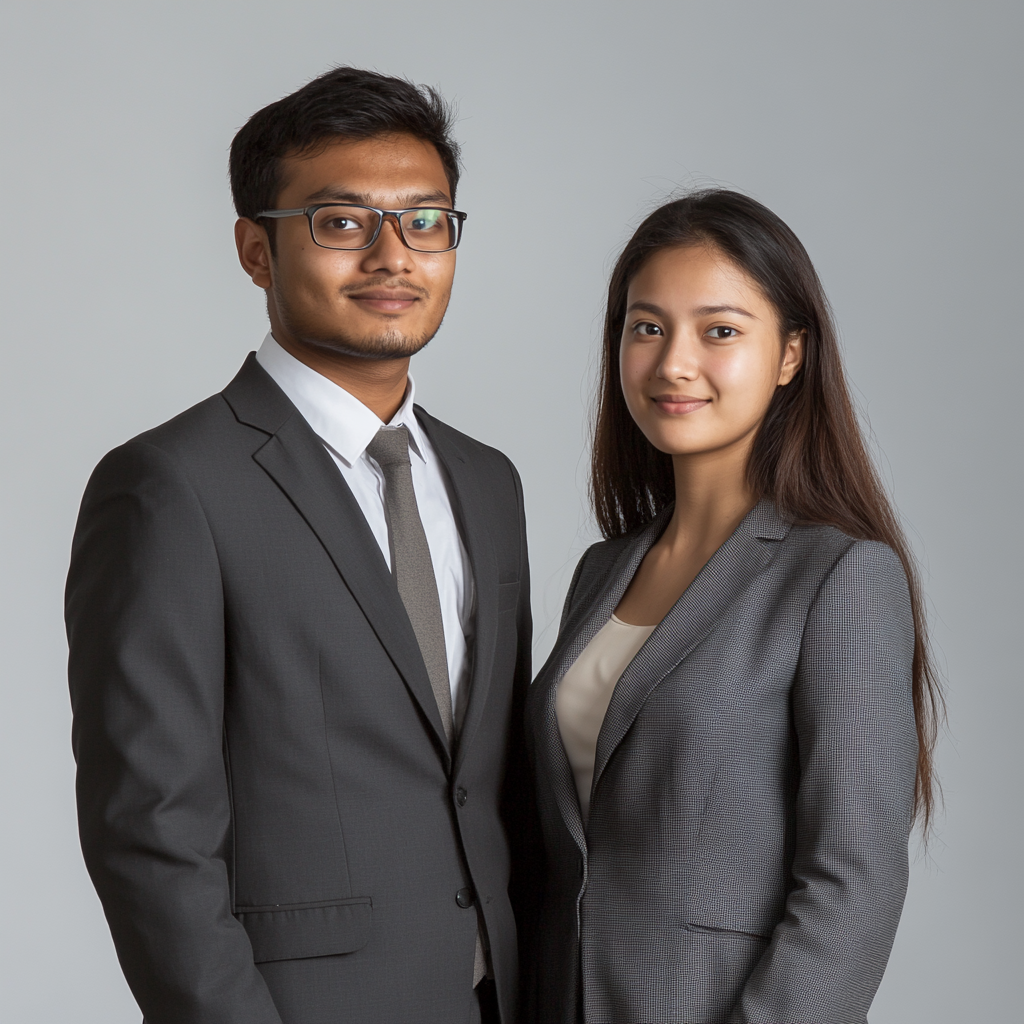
[66, 441, 284, 1024]
[730, 540, 918, 1024]
[500, 458, 544, 1018]
[557, 541, 602, 635]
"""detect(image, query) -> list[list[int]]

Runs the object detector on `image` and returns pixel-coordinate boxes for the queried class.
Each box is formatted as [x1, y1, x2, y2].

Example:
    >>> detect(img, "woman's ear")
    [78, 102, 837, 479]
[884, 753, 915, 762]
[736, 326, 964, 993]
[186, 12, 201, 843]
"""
[777, 330, 805, 386]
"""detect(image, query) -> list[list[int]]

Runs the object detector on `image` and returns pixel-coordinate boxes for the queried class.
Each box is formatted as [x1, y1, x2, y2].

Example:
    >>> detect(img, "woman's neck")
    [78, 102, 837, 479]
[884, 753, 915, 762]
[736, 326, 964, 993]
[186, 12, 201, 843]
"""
[662, 446, 756, 554]
[613, 443, 757, 627]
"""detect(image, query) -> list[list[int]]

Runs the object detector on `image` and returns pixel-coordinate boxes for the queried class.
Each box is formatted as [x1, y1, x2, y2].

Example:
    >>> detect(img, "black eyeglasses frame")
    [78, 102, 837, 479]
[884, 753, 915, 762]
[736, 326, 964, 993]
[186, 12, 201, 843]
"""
[255, 203, 468, 253]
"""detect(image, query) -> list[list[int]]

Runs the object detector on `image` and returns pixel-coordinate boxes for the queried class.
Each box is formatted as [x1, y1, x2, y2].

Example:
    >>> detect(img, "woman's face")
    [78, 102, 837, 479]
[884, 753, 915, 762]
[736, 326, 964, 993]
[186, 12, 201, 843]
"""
[619, 244, 803, 461]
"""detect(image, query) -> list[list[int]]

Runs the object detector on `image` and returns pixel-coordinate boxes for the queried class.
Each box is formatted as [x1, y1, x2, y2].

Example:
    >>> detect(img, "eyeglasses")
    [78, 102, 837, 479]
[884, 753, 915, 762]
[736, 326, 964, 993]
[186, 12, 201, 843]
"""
[255, 203, 468, 253]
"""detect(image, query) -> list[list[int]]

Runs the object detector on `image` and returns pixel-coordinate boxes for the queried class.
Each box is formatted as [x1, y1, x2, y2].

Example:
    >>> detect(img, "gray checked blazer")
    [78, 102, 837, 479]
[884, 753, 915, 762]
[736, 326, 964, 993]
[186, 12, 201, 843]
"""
[524, 500, 917, 1024]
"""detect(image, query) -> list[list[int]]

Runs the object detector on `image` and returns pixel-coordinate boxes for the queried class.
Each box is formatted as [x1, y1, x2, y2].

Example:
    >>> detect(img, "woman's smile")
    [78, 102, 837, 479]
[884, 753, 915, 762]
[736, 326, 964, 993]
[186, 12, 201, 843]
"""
[651, 393, 711, 415]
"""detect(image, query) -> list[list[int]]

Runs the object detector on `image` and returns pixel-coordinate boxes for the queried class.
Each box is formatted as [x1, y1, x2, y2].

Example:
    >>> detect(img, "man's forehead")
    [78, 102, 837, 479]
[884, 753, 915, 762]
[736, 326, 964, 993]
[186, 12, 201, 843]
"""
[300, 184, 453, 207]
[278, 135, 452, 206]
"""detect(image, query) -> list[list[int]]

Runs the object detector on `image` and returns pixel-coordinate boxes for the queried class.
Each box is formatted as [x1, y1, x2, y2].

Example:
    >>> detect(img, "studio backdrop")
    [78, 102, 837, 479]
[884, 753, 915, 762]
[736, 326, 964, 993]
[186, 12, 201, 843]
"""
[0, 2, 1020, 1021]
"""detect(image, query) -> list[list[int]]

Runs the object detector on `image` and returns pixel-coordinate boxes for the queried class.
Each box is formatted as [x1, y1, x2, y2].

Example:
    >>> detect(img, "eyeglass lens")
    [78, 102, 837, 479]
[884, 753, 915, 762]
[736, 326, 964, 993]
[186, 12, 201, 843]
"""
[311, 206, 459, 251]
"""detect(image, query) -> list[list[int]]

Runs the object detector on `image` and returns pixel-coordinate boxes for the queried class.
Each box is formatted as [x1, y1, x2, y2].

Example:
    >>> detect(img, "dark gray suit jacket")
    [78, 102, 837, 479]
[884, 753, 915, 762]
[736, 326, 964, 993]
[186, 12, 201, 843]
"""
[66, 355, 534, 1024]
[525, 501, 917, 1024]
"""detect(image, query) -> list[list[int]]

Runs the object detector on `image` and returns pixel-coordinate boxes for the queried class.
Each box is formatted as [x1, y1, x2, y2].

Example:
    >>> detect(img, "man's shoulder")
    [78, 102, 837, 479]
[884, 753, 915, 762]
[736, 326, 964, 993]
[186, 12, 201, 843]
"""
[116, 354, 286, 462]
[89, 358, 286, 492]
[80, 393, 243, 500]
[413, 405, 520, 483]
[123, 391, 246, 463]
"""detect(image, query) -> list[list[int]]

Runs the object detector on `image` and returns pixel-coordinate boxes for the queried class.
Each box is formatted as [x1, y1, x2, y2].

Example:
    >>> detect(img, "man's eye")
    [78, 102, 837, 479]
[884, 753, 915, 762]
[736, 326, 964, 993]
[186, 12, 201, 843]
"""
[326, 217, 358, 230]
[707, 326, 739, 339]
[635, 322, 663, 336]
[407, 210, 444, 231]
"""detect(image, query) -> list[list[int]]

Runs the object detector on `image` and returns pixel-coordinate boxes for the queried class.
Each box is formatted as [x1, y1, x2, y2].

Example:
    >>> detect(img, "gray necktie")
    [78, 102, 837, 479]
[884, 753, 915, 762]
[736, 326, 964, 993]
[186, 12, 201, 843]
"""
[366, 426, 453, 743]
[365, 425, 489, 987]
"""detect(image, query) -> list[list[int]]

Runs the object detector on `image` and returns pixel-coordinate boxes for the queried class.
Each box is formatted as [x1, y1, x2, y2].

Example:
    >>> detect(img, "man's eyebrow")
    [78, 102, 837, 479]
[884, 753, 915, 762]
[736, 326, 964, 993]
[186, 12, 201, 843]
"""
[303, 187, 366, 204]
[302, 187, 453, 207]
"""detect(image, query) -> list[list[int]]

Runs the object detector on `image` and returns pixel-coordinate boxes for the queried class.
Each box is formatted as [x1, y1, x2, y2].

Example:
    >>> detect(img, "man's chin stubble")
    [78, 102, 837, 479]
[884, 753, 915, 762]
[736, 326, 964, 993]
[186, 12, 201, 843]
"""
[270, 267, 448, 361]
[303, 327, 435, 360]
[276, 301, 440, 361]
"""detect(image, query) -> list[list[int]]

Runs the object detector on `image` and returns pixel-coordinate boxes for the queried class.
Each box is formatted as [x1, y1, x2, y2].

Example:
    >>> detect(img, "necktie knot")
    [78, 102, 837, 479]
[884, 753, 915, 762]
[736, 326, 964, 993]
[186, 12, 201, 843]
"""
[366, 425, 411, 470]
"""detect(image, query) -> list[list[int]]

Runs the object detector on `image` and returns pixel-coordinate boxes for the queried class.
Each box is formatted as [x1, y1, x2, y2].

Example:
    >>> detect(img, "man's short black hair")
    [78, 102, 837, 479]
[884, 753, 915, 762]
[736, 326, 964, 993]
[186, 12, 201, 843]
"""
[229, 67, 461, 221]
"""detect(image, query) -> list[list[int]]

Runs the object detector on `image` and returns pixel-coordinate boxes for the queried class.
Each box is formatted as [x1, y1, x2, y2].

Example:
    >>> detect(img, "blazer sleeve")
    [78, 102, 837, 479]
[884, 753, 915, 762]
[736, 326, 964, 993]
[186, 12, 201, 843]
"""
[66, 441, 284, 1024]
[730, 540, 918, 1024]
[558, 542, 600, 634]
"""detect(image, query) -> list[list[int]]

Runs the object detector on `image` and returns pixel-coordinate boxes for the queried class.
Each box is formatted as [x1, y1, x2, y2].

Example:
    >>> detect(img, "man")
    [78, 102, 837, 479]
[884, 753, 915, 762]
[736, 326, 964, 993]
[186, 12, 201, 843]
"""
[66, 67, 533, 1024]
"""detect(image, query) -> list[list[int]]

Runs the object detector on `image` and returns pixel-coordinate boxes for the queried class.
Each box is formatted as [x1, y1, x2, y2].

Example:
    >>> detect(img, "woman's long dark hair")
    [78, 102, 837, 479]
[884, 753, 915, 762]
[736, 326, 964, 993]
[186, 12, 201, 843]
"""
[591, 189, 943, 830]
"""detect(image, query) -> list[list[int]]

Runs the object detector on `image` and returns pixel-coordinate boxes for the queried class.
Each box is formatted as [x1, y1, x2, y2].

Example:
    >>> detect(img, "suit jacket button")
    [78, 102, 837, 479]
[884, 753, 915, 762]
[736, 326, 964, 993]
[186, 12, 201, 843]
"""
[456, 887, 475, 908]
[456, 787, 468, 806]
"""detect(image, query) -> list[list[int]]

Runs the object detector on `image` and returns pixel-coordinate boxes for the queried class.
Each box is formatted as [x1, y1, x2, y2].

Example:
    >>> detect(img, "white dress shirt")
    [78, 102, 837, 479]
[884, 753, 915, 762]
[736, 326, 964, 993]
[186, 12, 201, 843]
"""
[256, 332, 476, 727]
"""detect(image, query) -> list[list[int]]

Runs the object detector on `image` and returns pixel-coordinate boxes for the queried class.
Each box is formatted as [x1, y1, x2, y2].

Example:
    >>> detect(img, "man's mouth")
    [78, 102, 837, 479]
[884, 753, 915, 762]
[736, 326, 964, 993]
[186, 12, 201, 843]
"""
[347, 289, 422, 313]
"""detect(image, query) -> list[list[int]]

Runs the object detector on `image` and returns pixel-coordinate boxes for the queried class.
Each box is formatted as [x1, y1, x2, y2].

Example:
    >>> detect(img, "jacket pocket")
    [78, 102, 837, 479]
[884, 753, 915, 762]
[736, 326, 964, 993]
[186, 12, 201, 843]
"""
[236, 897, 372, 963]
[684, 921, 772, 941]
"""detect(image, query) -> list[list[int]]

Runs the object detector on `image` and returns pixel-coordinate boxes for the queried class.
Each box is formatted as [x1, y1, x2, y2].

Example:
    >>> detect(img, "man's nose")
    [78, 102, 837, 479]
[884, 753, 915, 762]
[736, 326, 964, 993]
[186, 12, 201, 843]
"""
[360, 215, 413, 274]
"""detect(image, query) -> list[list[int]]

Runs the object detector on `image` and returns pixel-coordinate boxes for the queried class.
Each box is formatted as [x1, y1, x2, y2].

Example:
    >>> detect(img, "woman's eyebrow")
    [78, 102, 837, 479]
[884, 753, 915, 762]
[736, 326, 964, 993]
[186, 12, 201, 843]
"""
[692, 304, 758, 319]
[626, 301, 760, 319]
[626, 300, 667, 316]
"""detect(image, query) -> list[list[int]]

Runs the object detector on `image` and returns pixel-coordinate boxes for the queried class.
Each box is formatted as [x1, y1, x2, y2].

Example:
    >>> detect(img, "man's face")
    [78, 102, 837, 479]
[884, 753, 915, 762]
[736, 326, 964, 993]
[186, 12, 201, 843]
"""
[241, 133, 457, 360]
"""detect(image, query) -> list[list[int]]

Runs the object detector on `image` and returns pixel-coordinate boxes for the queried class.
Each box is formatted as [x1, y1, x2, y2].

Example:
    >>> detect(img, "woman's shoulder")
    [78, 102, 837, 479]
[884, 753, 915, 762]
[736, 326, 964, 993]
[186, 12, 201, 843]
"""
[571, 512, 665, 587]
[786, 521, 902, 567]
[783, 522, 910, 607]
[557, 527, 646, 632]
[565, 535, 629, 603]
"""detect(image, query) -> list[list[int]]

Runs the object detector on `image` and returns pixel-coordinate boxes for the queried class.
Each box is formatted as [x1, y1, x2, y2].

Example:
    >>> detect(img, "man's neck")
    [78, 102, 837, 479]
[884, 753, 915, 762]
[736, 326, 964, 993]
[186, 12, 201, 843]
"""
[273, 333, 411, 423]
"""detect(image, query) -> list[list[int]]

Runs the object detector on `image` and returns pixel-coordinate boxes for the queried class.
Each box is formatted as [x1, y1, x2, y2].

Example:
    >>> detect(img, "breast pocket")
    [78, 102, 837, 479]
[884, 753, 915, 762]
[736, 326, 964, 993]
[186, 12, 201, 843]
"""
[236, 897, 372, 963]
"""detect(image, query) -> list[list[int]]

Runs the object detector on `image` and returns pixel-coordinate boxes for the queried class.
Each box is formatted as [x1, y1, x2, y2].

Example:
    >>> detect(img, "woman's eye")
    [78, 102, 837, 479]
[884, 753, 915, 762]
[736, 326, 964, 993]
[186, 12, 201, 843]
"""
[707, 326, 739, 339]
[634, 322, 663, 337]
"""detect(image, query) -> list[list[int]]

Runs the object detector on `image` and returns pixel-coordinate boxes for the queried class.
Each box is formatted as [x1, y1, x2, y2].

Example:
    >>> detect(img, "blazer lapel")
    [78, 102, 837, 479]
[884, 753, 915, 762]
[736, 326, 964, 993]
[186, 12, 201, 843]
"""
[530, 500, 790, 849]
[541, 510, 672, 695]
[223, 356, 452, 763]
[531, 511, 672, 855]
[591, 500, 791, 793]
[415, 410, 499, 774]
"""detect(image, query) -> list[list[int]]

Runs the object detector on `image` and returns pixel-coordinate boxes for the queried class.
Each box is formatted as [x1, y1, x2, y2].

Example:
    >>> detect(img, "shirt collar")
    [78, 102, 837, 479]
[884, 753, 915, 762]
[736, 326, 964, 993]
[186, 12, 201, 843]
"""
[255, 332, 426, 467]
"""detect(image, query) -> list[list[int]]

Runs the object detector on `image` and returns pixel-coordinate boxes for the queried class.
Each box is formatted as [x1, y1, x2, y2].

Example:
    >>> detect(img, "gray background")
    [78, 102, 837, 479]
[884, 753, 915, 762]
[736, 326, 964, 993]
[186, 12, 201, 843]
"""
[1, 1, 1020, 1020]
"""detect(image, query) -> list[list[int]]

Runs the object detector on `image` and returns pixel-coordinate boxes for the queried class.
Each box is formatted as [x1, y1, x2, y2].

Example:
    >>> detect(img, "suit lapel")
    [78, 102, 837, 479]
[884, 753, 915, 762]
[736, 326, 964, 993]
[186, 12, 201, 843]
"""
[415, 410, 499, 774]
[531, 512, 672, 854]
[223, 356, 452, 763]
[531, 500, 790, 847]
[541, 511, 672, 696]
[591, 501, 790, 793]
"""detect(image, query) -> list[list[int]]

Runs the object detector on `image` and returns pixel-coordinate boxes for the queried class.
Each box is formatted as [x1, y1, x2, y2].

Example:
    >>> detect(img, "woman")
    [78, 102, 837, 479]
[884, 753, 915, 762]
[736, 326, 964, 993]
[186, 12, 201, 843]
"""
[525, 190, 941, 1024]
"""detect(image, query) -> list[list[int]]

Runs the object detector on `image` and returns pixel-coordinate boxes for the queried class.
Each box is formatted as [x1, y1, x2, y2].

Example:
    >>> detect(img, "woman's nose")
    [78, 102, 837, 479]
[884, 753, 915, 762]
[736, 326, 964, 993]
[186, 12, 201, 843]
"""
[656, 334, 700, 381]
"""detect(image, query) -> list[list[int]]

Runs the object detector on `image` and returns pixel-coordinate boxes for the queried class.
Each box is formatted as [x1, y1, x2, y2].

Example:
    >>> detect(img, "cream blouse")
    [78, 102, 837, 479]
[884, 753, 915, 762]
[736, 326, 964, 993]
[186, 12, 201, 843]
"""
[555, 614, 656, 823]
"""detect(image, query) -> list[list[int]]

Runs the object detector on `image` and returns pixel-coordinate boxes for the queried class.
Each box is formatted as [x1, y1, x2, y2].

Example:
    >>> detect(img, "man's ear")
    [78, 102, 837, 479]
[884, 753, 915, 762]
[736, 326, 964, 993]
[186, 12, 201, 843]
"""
[777, 329, 805, 386]
[234, 218, 273, 290]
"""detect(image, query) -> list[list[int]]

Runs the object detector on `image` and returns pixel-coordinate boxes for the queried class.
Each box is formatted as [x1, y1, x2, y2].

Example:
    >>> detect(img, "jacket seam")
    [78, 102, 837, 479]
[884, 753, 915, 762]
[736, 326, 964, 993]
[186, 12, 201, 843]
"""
[317, 650, 356, 898]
